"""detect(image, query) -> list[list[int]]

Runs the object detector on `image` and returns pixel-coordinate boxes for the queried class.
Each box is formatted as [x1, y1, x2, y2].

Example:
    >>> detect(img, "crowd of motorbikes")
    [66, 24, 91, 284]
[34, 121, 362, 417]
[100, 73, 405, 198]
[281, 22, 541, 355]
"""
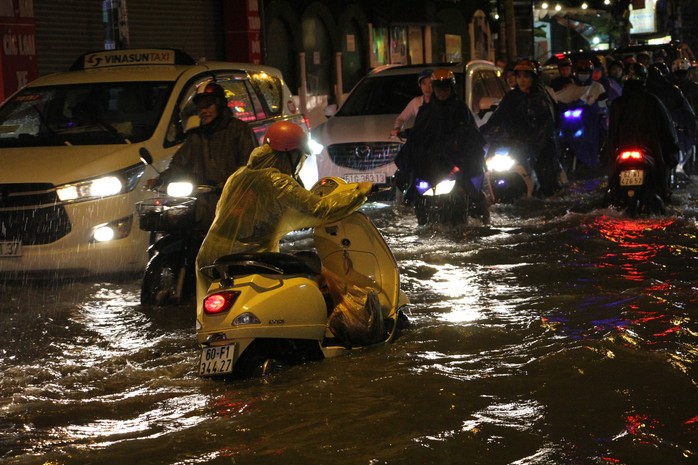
[132, 61, 696, 381]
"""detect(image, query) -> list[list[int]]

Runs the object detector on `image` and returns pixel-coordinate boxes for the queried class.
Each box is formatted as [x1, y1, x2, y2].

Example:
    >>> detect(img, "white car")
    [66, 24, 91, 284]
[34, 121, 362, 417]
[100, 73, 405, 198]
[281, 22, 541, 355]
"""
[0, 48, 305, 277]
[306, 61, 509, 188]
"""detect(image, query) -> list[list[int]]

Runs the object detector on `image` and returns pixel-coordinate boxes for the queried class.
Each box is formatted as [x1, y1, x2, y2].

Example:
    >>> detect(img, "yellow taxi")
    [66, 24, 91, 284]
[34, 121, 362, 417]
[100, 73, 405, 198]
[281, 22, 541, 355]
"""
[0, 48, 305, 277]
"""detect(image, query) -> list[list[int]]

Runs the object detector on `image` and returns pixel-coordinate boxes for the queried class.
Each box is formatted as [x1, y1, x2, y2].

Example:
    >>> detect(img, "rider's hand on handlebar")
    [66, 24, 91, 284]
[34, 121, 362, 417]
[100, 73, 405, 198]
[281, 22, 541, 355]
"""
[357, 182, 373, 196]
[145, 178, 160, 190]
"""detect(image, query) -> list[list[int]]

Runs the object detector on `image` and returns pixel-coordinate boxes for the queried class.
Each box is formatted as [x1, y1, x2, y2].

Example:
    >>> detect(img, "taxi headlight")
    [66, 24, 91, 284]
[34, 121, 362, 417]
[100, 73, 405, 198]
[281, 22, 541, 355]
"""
[90, 215, 133, 242]
[56, 163, 145, 203]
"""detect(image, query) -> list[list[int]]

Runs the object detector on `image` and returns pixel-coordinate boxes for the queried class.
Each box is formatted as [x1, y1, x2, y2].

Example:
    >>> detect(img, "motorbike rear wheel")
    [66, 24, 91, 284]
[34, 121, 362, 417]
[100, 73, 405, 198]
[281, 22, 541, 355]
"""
[141, 252, 191, 306]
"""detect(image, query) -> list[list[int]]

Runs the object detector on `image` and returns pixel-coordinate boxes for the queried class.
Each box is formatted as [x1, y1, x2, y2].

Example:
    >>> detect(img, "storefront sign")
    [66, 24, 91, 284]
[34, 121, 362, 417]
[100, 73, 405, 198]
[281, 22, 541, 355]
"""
[0, 0, 38, 101]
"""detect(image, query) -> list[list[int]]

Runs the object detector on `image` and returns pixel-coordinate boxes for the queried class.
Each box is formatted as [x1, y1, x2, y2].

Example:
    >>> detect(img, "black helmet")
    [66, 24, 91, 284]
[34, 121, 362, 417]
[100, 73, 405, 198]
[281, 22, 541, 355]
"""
[431, 68, 456, 88]
[626, 63, 648, 84]
[417, 69, 433, 85]
[650, 62, 670, 78]
[193, 82, 227, 105]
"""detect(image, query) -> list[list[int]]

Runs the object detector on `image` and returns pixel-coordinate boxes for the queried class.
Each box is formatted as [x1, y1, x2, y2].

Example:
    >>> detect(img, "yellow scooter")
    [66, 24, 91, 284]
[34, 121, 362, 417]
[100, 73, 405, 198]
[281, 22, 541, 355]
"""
[195, 177, 409, 379]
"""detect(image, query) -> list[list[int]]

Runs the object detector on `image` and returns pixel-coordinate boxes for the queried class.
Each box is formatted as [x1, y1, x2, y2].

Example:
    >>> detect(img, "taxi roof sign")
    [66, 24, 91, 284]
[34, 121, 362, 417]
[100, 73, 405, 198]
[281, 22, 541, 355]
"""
[69, 48, 196, 71]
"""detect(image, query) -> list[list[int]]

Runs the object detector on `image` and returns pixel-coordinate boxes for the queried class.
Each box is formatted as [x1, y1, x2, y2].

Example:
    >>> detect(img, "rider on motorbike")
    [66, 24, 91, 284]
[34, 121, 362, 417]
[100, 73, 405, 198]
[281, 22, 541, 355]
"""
[480, 60, 563, 196]
[394, 68, 488, 219]
[195, 120, 372, 304]
[148, 82, 257, 229]
[606, 63, 679, 201]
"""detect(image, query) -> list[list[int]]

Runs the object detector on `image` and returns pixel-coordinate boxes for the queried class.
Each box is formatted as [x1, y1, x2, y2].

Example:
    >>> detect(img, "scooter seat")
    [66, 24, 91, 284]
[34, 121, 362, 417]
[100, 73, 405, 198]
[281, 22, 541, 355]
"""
[212, 251, 322, 277]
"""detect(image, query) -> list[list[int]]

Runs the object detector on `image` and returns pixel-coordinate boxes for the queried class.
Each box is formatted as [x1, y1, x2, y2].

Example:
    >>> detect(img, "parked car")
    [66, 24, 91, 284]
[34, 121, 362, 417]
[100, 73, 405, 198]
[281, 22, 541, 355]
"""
[0, 48, 305, 278]
[303, 61, 509, 190]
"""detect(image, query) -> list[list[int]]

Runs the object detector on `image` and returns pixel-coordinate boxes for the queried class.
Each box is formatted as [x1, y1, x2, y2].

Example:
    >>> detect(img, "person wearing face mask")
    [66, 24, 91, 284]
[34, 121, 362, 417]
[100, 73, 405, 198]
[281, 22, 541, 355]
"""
[480, 60, 564, 196]
[567, 59, 607, 168]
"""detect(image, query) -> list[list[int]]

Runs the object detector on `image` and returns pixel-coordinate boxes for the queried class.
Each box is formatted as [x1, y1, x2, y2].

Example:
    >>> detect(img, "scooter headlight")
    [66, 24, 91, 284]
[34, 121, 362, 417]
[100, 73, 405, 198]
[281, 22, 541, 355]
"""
[563, 108, 583, 120]
[166, 181, 194, 197]
[487, 153, 516, 172]
[203, 291, 241, 314]
[415, 179, 456, 196]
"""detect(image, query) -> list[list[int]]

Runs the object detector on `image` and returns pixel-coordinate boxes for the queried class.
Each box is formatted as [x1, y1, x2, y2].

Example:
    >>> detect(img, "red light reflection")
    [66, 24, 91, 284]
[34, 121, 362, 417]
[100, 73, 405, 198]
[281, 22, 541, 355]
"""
[591, 216, 676, 282]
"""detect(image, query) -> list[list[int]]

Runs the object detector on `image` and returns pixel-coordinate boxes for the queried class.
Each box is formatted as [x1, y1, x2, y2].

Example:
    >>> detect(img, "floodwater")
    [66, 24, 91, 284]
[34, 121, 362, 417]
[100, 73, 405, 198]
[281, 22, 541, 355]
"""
[1, 173, 697, 465]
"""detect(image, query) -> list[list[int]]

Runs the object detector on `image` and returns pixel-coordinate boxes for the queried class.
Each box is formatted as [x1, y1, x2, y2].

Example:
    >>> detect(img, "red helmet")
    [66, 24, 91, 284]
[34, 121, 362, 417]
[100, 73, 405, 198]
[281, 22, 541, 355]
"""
[193, 82, 227, 104]
[513, 60, 538, 75]
[264, 121, 309, 153]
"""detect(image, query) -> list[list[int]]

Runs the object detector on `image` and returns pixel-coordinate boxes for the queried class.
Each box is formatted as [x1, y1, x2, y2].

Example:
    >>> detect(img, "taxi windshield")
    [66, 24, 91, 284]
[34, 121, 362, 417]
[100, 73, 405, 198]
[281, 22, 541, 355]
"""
[0, 81, 173, 147]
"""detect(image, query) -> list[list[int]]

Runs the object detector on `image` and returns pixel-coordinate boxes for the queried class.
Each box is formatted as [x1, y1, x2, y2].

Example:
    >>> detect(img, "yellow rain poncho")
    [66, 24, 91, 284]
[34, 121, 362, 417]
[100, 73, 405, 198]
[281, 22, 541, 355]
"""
[195, 144, 368, 303]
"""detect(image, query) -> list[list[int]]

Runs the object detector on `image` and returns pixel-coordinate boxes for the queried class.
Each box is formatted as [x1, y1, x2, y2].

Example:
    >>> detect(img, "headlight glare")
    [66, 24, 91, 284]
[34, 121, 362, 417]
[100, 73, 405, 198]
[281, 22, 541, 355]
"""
[487, 154, 516, 172]
[167, 181, 194, 197]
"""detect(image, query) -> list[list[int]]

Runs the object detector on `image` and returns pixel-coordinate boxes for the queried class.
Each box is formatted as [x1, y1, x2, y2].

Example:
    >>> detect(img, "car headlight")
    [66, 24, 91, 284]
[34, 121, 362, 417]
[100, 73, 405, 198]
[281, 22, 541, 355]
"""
[56, 163, 145, 203]
[487, 153, 516, 172]
[166, 181, 194, 197]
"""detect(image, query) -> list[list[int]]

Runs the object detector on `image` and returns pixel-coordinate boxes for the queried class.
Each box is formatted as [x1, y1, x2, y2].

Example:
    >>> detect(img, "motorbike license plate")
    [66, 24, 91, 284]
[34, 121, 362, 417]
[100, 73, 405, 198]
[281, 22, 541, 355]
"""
[343, 173, 386, 183]
[198, 344, 236, 376]
[0, 241, 22, 257]
[619, 170, 644, 186]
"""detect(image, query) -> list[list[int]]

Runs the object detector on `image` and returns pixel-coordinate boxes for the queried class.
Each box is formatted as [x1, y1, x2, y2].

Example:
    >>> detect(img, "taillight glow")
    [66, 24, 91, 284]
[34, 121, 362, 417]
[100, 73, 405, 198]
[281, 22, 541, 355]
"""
[620, 150, 643, 160]
[203, 291, 240, 314]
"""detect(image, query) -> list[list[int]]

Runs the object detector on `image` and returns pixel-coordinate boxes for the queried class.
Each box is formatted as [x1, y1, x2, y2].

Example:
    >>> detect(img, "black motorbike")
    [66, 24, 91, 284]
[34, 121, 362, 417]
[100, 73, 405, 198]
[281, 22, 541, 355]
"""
[395, 131, 489, 226]
[136, 181, 215, 305]
[605, 145, 665, 216]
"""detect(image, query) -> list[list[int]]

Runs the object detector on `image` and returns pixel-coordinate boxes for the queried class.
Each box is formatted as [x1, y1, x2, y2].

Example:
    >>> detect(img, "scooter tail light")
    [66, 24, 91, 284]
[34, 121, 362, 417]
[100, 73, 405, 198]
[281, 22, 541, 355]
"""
[619, 150, 643, 161]
[203, 291, 240, 314]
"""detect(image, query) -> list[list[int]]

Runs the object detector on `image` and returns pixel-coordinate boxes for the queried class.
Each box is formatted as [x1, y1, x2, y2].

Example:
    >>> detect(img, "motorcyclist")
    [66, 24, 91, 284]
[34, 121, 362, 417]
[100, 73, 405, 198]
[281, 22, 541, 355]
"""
[570, 59, 606, 168]
[195, 120, 372, 305]
[646, 62, 697, 170]
[148, 82, 257, 230]
[606, 63, 679, 201]
[606, 60, 625, 103]
[480, 60, 563, 196]
[390, 68, 433, 138]
[672, 58, 698, 174]
[550, 57, 575, 92]
[394, 68, 489, 220]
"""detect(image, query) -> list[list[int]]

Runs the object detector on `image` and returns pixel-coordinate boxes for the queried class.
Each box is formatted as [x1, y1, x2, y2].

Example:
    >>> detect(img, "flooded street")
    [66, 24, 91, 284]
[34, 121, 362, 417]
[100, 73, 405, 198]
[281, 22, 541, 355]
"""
[1, 173, 697, 465]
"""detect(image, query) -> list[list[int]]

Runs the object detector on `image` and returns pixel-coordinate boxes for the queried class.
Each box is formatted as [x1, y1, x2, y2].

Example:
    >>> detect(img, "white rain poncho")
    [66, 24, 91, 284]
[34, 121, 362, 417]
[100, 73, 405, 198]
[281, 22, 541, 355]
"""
[195, 144, 367, 303]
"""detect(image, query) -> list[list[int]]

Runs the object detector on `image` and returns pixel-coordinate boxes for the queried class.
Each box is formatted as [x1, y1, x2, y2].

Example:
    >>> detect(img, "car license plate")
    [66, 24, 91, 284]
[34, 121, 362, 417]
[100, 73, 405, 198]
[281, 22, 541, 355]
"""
[198, 344, 235, 376]
[0, 241, 22, 257]
[619, 169, 644, 186]
[343, 173, 387, 183]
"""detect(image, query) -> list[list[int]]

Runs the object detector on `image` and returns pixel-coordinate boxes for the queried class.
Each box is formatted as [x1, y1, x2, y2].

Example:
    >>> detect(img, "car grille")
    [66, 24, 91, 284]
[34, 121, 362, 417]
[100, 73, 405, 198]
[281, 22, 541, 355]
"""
[327, 142, 403, 170]
[0, 183, 72, 245]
